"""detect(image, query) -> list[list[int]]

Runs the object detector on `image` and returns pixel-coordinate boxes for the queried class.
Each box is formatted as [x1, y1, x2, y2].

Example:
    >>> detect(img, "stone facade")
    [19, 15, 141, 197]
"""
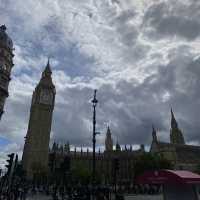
[22, 61, 56, 179]
[49, 128, 145, 185]
[0, 25, 14, 119]
[150, 109, 200, 171]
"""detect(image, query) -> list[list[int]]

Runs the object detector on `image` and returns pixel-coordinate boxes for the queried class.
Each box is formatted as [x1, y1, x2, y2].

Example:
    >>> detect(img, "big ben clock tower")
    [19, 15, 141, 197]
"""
[22, 60, 56, 179]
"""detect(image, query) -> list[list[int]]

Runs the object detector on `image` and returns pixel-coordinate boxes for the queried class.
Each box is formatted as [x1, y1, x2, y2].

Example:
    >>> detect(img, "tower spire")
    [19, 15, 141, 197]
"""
[171, 108, 178, 129]
[152, 124, 157, 142]
[170, 108, 185, 145]
[42, 58, 52, 78]
[105, 125, 113, 151]
[38, 59, 55, 88]
[107, 126, 111, 136]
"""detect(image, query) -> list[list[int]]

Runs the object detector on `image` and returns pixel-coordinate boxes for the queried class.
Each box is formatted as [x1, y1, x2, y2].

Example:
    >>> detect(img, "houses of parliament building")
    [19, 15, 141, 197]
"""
[1, 25, 200, 183]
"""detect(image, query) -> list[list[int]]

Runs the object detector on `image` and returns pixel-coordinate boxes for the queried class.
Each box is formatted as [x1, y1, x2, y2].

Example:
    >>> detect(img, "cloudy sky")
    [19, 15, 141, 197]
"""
[1, 0, 200, 165]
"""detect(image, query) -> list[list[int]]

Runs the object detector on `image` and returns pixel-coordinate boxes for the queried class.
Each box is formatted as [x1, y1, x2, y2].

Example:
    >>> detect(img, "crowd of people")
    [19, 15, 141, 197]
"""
[0, 183, 28, 200]
[0, 181, 111, 200]
[0, 181, 162, 200]
[0, 168, 162, 200]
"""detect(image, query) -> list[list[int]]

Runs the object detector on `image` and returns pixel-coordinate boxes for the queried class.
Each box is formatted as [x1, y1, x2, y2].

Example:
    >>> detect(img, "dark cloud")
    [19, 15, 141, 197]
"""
[52, 86, 93, 145]
[0, 94, 30, 146]
[143, 1, 200, 40]
[110, 9, 139, 46]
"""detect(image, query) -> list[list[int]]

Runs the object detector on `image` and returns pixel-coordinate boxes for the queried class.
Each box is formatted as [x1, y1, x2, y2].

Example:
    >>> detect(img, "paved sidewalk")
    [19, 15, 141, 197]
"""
[125, 195, 163, 200]
[26, 194, 163, 200]
[27, 194, 51, 200]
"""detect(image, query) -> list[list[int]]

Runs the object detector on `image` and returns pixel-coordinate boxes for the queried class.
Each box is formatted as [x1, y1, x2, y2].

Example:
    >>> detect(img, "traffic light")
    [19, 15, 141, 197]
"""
[5, 153, 14, 175]
[114, 158, 120, 171]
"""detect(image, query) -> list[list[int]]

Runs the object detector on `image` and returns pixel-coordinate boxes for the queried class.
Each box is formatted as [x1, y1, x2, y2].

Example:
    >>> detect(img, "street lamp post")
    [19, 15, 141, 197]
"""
[91, 89, 98, 198]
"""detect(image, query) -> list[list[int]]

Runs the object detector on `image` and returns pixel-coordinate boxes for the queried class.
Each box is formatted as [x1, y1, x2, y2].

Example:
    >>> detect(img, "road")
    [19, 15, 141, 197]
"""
[26, 194, 163, 200]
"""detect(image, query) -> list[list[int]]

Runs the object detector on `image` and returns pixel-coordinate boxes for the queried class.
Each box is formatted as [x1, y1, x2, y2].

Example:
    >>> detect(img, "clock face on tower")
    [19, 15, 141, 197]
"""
[40, 89, 53, 105]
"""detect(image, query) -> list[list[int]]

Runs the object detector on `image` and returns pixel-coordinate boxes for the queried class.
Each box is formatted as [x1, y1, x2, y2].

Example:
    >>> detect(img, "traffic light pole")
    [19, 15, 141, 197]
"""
[91, 90, 98, 200]
[114, 170, 117, 195]
[4, 153, 15, 199]
[92, 103, 96, 185]
[6, 153, 15, 186]
[114, 158, 119, 196]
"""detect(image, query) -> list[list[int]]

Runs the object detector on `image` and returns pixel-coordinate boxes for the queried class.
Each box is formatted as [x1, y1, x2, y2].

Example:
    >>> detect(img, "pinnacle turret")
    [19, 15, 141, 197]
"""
[152, 124, 157, 142]
[116, 141, 121, 151]
[64, 142, 70, 153]
[0, 24, 13, 49]
[0, 25, 6, 31]
[171, 108, 178, 129]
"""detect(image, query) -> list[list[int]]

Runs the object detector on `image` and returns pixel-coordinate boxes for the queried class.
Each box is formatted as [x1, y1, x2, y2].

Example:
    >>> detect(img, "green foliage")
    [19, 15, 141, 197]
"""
[71, 164, 92, 185]
[134, 153, 173, 178]
[194, 163, 200, 174]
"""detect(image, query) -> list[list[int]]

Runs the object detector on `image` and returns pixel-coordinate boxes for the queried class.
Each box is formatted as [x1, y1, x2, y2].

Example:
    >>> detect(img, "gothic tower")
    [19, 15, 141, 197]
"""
[0, 25, 14, 119]
[105, 126, 113, 151]
[152, 125, 158, 143]
[170, 108, 185, 145]
[22, 60, 56, 178]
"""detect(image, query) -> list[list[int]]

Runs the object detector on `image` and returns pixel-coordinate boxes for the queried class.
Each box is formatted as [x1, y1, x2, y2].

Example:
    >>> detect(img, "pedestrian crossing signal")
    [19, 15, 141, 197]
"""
[5, 153, 14, 175]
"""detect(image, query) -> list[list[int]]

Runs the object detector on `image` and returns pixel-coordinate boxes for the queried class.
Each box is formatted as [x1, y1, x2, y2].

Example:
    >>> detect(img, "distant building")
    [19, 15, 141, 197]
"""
[49, 127, 145, 185]
[22, 60, 56, 179]
[150, 109, 200, 171]
[0, 25, 14, 119]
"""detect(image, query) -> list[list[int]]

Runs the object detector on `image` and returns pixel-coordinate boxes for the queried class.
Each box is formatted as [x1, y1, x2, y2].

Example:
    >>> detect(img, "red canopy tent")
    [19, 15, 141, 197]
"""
[136, 170, 200, 200]
[137, 170, 200, 185]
